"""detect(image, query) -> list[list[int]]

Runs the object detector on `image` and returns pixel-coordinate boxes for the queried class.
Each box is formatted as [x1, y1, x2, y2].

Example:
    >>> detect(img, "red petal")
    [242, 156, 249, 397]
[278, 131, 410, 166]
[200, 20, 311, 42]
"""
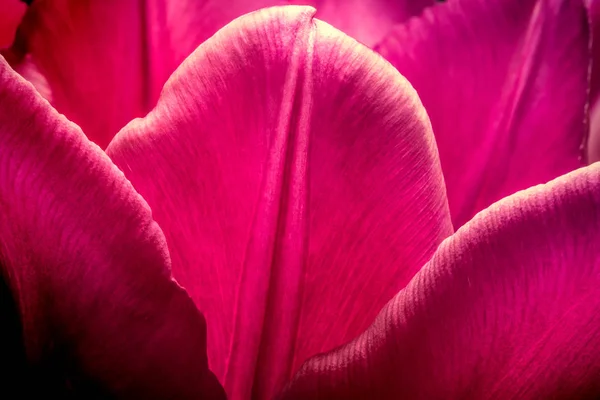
[106, 6, 453, 399]
[280, 163, 600, 399]
[0, 0, 25, 48]
[0, 57, 225, 398]
[377, 0, 590, 228]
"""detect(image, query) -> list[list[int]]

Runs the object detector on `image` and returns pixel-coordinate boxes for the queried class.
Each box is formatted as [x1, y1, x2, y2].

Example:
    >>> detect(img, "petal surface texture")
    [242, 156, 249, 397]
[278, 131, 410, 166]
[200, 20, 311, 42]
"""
[0, 57, 225, 399]
[377, 0, 590, 228]
[11, 0, 432, 148]
[106, 6, 453, 399]
[280, 162, 600, 399]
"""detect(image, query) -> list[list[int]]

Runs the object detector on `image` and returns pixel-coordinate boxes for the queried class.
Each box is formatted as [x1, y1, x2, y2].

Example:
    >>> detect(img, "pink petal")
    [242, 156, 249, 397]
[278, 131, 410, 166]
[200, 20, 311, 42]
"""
[289, 0, 435, 46]
[377, 0, 590, 228]
[589, 0, 600, 102]
[11, 0, 431, 148]
[280, 162, 600, 399]
[0, 0, 25, 48]
[106, 6, 453, 399]
[589, 98, 600, 162]
[589, 0, 600, 162]
[10, 0, 276, 148]
[0, 57, 224, 398]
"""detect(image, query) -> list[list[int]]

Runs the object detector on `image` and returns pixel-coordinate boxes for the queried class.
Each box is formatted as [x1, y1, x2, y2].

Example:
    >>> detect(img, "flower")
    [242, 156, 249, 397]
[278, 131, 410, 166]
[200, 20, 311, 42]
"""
[1, 1, 599, 399]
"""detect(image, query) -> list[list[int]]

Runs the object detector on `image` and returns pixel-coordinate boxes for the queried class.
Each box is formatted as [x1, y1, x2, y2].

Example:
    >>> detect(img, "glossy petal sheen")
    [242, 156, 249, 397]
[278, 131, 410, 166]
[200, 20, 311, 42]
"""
[280, 162, 600, 400]
[107, 6, 453, 399]
[377, 0, 590, 228]
[0, 57, 225, 398]
[10, 0, 430, 148]
[0, 0, 25, 48]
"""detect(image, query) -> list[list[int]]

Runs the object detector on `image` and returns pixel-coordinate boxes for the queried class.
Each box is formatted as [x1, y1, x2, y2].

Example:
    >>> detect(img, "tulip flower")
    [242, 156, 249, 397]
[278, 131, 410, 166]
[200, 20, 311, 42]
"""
[1, 1, 599, 400]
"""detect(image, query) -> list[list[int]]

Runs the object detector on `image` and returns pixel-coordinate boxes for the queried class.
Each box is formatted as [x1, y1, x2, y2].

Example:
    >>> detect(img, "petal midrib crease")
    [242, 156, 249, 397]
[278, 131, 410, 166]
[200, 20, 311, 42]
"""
[223, 9, 316, 400]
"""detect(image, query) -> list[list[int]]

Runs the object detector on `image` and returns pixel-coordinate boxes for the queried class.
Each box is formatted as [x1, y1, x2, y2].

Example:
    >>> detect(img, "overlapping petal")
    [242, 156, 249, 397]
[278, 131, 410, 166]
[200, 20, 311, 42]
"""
[8, 0, 431, 148]
[280, 162, 600, 399]
[377, 0, 590, 228]
[0, 57, 224, 398]
[106, 6, 453, 399]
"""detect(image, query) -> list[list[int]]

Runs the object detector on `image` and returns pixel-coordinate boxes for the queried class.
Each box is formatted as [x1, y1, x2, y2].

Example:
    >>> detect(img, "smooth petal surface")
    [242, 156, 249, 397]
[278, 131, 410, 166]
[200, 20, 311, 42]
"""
[11, 0, 168, 148]
[106, 6, 453, 399]
[10, 0, 432, 148]
[377, 0, 590, 228]
[280, 162, 600, 400]
[289, 0, 435, 46]
[589, 0, 600, 162]
[589, 96, 600, 162]
[590, 0, 600, 103]
[0, 57, 225, 398]
[0, 0, 25, 48]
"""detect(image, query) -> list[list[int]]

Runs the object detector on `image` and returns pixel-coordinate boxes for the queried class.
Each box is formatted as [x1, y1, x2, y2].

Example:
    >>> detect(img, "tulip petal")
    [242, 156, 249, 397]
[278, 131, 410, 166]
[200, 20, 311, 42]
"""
[10, 0, 432, 148]
[280, 162, 600, 400]
[377, 0, 590, 228]
[0, 0, 25, 48]
[589, 0, 600, 162]
[0, 57, 225, 398]
[106, 6, 453, 399]
[289, 0, 435, 46]
[590, 0, 600, 104]
[589, 97, 600, 162]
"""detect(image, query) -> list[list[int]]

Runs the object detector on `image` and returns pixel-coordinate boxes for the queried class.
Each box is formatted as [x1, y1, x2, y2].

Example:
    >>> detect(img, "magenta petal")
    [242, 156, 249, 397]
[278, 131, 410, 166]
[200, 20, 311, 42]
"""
[291, 0, 435, 46]
[106, 6, 453, 399]
[11, 0, 281, 148]
[377, 0, 590, 228]
[12, 0, 433, 148]
[0, 0, 25, 48]
[0, 57, 224, 398]
[590, 0, 600, 103]
[589, 0, 600, 162]
[590, 99, 600, 162]
[280, 163, 600, 399]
